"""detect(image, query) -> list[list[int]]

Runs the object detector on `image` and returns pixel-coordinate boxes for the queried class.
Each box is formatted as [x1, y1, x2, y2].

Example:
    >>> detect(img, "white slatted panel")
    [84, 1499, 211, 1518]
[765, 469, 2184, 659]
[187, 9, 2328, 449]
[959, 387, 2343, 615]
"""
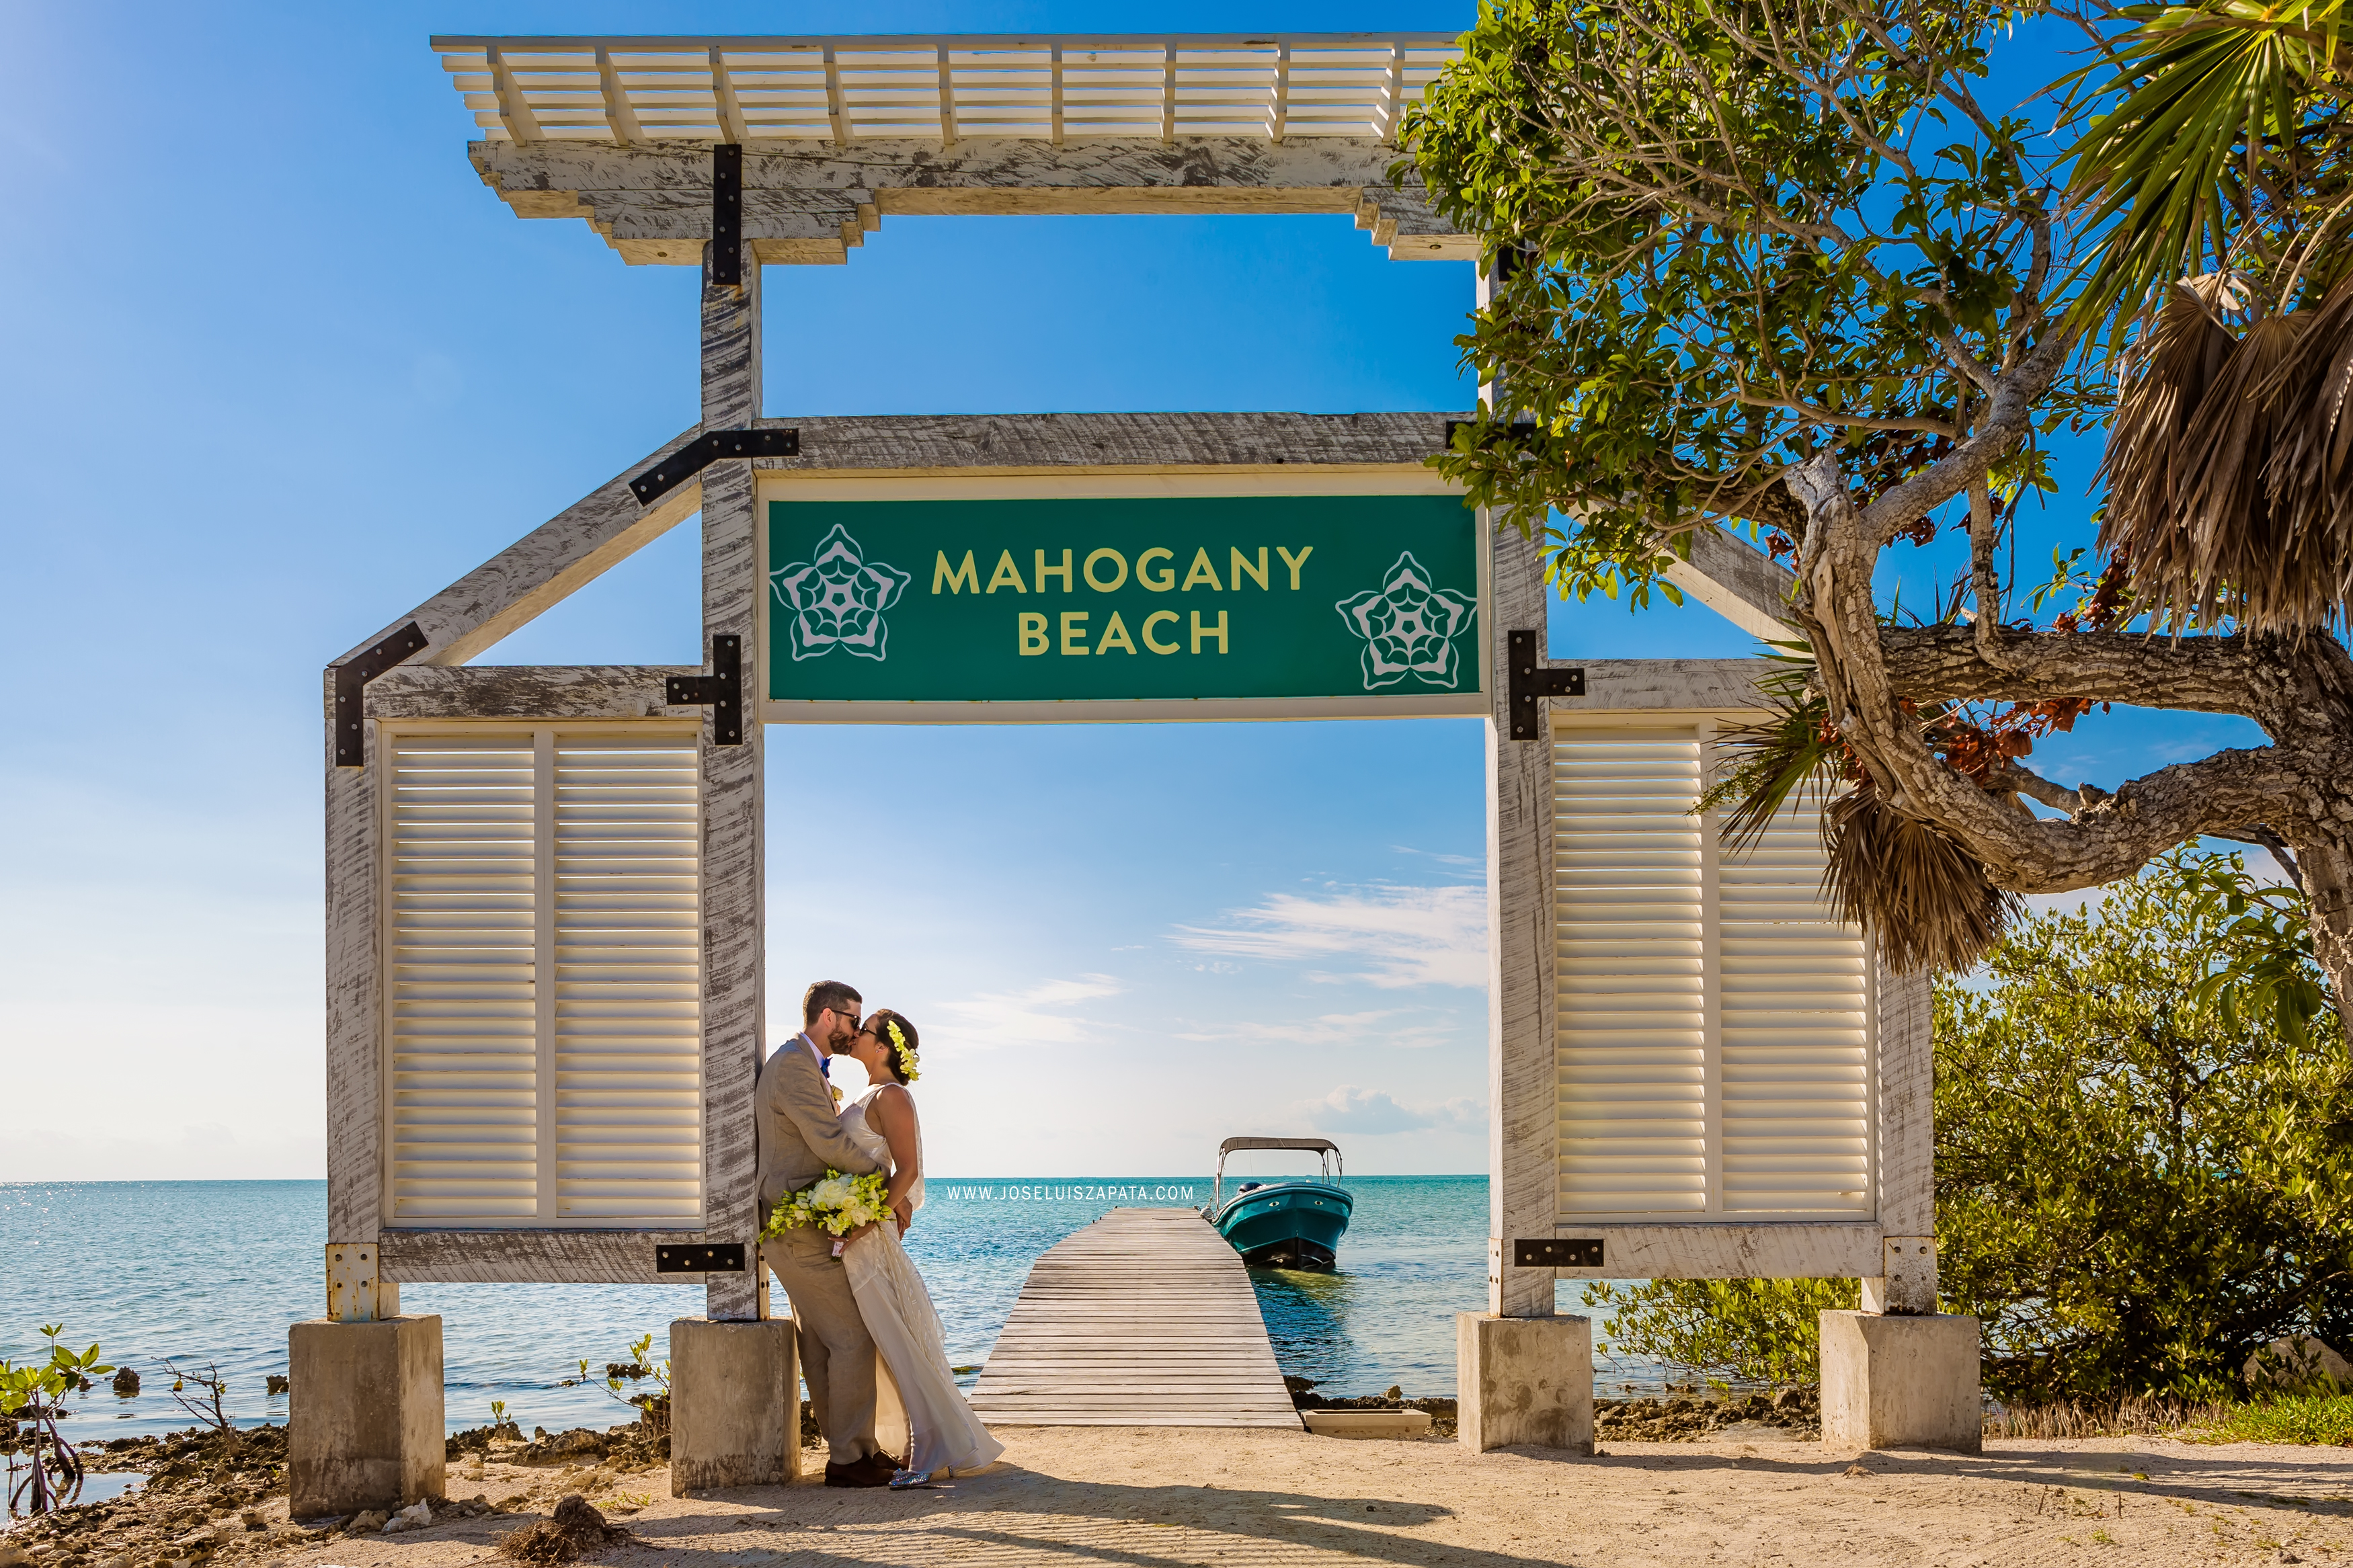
[385, 736, 541, 1223]
[1718, 799, 1871, 1214]
[383, 726, 702, 1230]
[1553, 720, 1874, 1221]
[552, 739, 703, 1224]
[1555, 728, 1708, 1215]
[434, 35, 1459, 145]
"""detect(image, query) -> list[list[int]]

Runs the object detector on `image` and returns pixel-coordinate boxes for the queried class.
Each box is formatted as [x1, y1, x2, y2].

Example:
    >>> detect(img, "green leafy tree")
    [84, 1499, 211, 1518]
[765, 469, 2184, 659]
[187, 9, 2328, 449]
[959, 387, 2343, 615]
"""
[1940, 850, 2353, 1400]
[1585, 1278, 1858, 1385]
[1405, 0, 2353, 995]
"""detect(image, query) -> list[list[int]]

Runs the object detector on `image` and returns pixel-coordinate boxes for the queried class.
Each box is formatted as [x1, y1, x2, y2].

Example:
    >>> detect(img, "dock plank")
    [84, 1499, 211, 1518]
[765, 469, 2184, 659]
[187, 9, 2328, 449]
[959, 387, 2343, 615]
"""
[968, 1207, 1302, 1429]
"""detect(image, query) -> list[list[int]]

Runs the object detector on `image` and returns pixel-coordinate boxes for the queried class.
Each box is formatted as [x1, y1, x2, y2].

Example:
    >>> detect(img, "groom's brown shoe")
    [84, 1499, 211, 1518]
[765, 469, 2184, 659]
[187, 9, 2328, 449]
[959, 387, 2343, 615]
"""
[823, 1453, 894, 1489]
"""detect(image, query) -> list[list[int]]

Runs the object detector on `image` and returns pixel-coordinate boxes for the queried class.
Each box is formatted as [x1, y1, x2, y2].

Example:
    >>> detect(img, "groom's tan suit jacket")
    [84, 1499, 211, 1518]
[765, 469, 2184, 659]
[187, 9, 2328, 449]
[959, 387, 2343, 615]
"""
[756, 1034, 883, 1206]
[754, 1035, 889, 1462]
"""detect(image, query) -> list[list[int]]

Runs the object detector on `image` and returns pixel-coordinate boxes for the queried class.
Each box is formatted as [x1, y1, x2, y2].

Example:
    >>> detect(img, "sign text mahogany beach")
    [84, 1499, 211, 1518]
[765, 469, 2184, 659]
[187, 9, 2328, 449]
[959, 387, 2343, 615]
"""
[767, 493, 1481, 706]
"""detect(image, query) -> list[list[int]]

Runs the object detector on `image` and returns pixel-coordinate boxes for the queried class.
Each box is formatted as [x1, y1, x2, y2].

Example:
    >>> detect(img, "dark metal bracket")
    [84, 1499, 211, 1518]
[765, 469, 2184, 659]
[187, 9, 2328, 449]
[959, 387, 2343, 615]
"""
[1508, 629, 1585, 741]
[1515, 1237, 1603, 1269]
[655, 1243, 746, 1274]
[333, 622, 429, 768]
[710, 142, 742, 285]
[666, 633, 744, 745]
[629, 428, 799, 508]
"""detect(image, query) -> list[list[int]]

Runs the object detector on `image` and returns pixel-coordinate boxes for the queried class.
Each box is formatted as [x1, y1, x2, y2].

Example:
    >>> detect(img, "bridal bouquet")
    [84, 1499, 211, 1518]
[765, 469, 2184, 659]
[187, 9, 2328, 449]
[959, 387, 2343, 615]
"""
[763, 1169, 893, 1255]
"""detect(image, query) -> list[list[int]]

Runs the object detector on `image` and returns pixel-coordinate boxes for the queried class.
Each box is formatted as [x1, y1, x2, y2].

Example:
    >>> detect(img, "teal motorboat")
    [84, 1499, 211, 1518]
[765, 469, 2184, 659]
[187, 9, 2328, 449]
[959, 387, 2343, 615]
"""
[1205, 1137, 1353, 1270]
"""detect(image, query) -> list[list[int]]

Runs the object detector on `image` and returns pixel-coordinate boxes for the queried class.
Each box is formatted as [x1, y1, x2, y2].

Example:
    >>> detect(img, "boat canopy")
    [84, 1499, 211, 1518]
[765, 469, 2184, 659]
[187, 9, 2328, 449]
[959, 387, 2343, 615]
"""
[1213, 1138, 1343, 1207]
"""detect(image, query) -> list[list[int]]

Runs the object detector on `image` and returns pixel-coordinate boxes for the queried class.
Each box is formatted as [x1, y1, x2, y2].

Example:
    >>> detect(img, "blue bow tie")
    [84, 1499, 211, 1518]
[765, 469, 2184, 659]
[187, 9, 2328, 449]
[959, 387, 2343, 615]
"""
[820, 1055, 831, 1077]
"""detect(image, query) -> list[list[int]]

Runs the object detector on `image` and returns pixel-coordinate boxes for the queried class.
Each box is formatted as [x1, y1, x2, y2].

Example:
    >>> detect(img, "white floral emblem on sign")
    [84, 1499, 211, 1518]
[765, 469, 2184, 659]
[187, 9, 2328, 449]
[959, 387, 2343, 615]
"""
[771, 524, 912, 662]
[1334, 551, 1477, 690]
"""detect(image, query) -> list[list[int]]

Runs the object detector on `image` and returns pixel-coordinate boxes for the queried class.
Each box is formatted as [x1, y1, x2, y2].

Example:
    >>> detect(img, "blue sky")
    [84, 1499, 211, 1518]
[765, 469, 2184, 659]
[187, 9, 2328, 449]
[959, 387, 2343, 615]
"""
[0, 0, 2266, 1182]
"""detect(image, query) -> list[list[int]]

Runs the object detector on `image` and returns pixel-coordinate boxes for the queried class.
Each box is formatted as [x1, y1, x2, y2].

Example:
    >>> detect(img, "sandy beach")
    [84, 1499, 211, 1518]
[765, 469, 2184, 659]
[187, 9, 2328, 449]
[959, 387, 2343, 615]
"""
[35, 1426, 2353, 1568]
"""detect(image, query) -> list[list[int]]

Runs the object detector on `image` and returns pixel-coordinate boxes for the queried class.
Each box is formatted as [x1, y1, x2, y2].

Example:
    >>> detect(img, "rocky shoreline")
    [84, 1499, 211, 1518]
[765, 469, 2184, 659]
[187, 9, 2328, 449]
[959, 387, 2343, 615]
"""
[1595, 1387, 1822, 1442]
[0, 1418, 675, 1568]
[1281, 1380, 1821, 1443]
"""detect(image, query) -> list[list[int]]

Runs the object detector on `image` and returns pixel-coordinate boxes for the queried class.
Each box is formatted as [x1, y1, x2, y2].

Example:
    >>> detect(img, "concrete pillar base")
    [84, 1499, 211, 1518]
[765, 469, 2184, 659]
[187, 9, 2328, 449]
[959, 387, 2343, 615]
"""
[1819, 1310, 1983, 1453]
[670, 1317, 799, 1495]
[1456, 1313, 1593, 1454]
[288, 1315, 446, 1518]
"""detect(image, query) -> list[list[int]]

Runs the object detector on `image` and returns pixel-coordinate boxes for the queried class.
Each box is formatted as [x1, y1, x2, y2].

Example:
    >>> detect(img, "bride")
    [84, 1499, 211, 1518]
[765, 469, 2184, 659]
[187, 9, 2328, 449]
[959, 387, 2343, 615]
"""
[836, 1009, 1005, 1486]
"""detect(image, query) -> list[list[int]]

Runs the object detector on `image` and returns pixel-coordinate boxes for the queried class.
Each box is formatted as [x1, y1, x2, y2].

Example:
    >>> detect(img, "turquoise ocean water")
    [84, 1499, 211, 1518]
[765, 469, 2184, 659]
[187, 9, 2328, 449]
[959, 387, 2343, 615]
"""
[1, 1180, 1654, 1439]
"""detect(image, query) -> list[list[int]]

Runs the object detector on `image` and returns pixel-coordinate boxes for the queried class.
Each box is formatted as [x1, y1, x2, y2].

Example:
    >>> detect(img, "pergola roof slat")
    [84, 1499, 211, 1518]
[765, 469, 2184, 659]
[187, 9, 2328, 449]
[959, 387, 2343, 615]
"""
[432, 29, 1461, 146]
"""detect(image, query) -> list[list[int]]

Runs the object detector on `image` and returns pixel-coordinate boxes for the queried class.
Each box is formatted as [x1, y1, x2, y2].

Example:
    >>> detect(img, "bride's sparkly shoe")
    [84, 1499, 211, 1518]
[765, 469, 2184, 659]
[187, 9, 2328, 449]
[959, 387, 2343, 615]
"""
[888, 1468, 936, 1489]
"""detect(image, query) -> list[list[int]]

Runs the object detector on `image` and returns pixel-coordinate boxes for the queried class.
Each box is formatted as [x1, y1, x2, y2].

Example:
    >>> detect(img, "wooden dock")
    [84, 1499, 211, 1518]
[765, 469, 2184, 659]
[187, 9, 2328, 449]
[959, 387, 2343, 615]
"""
[967, 1206, 1303, 1428]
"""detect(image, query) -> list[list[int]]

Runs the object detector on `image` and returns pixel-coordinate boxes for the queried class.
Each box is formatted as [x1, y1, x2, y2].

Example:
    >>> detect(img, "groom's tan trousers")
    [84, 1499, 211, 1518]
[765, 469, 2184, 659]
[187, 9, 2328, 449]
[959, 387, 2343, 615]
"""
[762, 1228, 879, 1462]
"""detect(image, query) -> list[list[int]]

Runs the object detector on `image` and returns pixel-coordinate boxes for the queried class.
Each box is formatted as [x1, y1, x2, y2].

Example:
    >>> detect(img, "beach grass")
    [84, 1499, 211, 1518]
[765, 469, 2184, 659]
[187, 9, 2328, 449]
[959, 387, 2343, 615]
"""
[1985, 1392, 2353, 1446]
[2197, 1393, 2353, 1446]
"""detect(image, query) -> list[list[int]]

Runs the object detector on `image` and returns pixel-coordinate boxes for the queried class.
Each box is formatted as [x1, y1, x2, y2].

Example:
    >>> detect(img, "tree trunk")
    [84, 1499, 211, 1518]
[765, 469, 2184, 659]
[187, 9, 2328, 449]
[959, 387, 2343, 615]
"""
[1784, 450, 2353, 1007]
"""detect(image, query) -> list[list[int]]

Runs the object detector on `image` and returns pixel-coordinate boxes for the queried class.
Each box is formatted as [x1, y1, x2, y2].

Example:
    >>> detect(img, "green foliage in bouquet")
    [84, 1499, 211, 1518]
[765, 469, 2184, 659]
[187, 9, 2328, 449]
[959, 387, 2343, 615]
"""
[762, 1170, 893, 1239]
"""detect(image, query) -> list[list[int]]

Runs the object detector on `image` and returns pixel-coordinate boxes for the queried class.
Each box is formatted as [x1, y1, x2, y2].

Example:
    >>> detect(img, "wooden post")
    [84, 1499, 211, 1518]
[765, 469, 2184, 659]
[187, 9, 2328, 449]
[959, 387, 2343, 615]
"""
[323, 675, 381, 1252]
[701, 231, 766, 1322]
[1482, 263, 1558, 1318]
[1866, 969, 1938, 1313]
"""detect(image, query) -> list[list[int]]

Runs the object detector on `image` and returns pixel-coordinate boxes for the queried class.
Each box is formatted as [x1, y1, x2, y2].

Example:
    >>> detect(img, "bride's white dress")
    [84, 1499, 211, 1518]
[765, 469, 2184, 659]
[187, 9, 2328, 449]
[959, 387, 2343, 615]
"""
[838, 1085, 1005, 1477]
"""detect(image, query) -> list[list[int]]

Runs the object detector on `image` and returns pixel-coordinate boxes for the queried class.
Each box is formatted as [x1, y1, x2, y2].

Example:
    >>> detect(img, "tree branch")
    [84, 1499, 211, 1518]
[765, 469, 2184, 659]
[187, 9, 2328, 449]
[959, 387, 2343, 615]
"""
[1790, 450, 2301, 895]
[1879, 625, 2272, 715]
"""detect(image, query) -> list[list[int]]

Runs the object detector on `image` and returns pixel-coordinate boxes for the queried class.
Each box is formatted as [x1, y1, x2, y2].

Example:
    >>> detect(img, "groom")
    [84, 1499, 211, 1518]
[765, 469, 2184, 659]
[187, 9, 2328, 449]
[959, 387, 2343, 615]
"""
[756, 979, 898, 1488]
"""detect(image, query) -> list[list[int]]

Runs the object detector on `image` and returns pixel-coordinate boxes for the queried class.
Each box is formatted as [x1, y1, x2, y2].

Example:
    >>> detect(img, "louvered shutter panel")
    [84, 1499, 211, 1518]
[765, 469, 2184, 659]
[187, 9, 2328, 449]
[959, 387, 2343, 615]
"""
[552, 737, 703, 1223]
[385, 736, 541, 1222]
[1554, 718, 1874, 1221]
[1554, 727, 1708, 1215]
[384, 725, 701, 1229]
[1718, 797, 1871, 1214]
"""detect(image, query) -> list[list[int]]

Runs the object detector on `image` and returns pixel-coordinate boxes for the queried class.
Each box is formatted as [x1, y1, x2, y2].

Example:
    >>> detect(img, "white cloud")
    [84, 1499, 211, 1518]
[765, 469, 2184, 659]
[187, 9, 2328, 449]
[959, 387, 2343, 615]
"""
[1299, 1083, 1484, 1136]
[1170, 884, 1487, 989]
[929, 974, 1123, 1050]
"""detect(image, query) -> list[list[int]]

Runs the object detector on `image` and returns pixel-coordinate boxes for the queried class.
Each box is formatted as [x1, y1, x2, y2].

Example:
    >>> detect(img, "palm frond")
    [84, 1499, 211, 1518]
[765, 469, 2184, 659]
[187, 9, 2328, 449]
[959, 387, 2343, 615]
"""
[2262, 273, 2353, 592]
[1822, 788, 2024, 974]
[2100, 289, 2353, 634]
[1696, 654, 1845, 858]
[2067, 0, 2349, 343]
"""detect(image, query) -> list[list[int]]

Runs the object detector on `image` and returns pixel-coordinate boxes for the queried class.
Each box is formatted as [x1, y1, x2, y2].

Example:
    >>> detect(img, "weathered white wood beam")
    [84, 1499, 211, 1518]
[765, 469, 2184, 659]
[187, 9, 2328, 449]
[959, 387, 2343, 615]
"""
[467, 138, 1476, 263]
[344, 411, 1464, 699]
[1550, 1224, 1885, 1281]
[367, 665, 692, 720]
[755, 410, 1466, 470]
[1662, 524, 1799, 643]
[1488, 518, 1558, 1319]
[594, 47, 645, 145]
[1870, 970, 1938, 1313]
[1552, 659, 1771, 714]
[382, 1229, 725, 1285]
[323, 681, 380, 1249]
[700, 233, 766, 1323]
[709, 48, 750, 144]
[337, 428, 703, 671]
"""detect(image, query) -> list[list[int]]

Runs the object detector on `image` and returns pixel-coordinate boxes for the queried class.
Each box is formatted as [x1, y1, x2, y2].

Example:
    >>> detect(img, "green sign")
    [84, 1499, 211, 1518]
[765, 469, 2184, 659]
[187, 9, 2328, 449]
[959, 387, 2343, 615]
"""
[765, 493, 1480, 704]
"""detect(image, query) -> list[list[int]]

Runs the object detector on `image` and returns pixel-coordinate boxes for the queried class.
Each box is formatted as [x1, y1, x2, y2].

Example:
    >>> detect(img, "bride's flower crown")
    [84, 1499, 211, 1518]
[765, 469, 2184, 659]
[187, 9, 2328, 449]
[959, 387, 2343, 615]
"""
[885, 1017, 920, 1083]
